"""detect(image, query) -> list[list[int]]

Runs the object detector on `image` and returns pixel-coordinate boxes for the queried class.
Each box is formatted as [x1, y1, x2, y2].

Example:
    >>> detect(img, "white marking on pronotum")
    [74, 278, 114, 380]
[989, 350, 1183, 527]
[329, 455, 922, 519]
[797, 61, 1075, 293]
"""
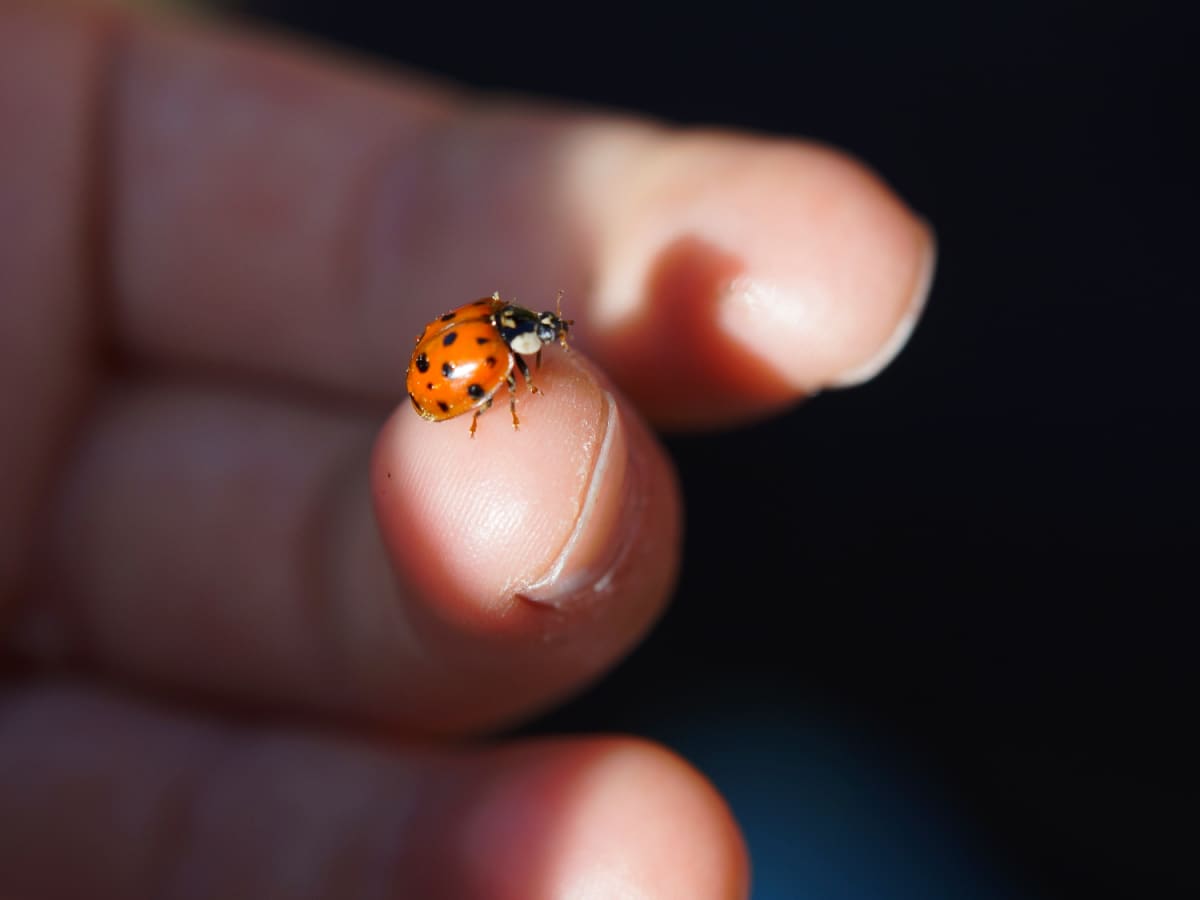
[510, 332, 543, 355]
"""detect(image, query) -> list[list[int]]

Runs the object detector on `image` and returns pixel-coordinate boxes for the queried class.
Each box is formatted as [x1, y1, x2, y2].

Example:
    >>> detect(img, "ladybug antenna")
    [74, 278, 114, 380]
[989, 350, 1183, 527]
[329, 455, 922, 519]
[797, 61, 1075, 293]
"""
[555, 289, 574, 327]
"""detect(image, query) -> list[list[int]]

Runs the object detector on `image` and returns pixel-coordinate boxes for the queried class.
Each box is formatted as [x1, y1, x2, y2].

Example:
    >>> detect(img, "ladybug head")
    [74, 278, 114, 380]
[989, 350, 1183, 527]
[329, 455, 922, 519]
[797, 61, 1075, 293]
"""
[536, 311, 571, 344]
[536, 290, 573, 348]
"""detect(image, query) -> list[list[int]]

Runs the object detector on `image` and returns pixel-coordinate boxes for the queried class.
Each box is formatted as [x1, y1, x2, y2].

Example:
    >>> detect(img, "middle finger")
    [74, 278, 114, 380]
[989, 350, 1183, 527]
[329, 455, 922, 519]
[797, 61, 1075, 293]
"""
[20, 355, 679, 734]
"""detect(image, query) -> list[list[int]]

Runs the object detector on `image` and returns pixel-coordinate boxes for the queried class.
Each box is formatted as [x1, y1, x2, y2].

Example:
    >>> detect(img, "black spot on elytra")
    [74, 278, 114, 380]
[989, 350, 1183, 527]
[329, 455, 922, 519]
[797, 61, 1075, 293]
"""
[486, 356, 497, 367]
[476, 336, 490, 345]
[414, 353, 429, 373]
[437, 400, 450, 413]
[442, 331, 458, 347]
[442, 361, 454, 377]
[426, 382, 433, 390]
[440, 311, 456, 321]
[468, 383, 485, 399]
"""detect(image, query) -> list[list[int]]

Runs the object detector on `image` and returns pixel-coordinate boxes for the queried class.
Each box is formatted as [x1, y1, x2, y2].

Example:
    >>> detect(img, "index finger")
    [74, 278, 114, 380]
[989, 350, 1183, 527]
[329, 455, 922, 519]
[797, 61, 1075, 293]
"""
[105, 8, 932, 426]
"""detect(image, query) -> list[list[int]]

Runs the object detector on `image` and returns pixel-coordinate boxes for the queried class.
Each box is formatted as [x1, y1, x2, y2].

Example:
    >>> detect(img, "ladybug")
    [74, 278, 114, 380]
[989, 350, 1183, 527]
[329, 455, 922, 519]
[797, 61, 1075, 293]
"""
[407, 292, 572, 436]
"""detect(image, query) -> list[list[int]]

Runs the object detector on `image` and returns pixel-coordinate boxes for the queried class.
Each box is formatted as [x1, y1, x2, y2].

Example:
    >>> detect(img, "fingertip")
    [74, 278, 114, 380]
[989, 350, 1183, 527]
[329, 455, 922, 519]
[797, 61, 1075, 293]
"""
[560, 739, 750, 900]
[458, 738, 750, 900]
[360, 345, 684, 732]
[372, 351, 610, 623]
[372, 349, 678, 634]
[573, 132, 934, 426]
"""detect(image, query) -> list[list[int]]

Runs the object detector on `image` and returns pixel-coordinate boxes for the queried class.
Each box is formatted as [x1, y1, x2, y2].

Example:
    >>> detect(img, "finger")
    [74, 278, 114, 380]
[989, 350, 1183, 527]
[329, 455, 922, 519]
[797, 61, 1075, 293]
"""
[578, 138, 937, 426]
[0, 0, 102, 618]
[0, 683, 748, 900]
[18, 353, 679, 733]
[37, 5, 926, 425]
[372, 351, 680, 731]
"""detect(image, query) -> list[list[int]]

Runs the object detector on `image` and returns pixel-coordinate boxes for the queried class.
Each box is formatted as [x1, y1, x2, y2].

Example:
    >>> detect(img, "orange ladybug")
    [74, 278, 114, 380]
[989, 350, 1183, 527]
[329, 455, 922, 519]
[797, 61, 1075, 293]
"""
[406, 292, 572, 436]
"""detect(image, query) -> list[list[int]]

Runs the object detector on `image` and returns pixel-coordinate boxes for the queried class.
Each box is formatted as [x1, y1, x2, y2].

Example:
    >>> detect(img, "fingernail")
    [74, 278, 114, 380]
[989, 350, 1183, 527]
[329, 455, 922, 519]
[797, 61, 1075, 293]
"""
[831, 223, 937, 387]
[518, 391, 637, 607]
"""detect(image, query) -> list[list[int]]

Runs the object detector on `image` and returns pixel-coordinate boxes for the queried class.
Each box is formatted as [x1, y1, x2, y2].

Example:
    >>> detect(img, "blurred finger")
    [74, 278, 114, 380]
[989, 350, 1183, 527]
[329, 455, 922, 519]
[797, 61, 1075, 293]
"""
[77, 6, 924, 422]
[0, 0, 102, 618]
[574, 136, 936, 426]
[0, 683, 748, 900]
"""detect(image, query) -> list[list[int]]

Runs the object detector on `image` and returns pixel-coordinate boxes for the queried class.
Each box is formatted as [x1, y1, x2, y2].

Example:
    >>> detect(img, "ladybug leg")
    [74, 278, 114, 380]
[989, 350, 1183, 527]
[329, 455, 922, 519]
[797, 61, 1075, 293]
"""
[469, 398, 493, 438]
[514, 354, 541, 394]
[506, 371, 521, 430]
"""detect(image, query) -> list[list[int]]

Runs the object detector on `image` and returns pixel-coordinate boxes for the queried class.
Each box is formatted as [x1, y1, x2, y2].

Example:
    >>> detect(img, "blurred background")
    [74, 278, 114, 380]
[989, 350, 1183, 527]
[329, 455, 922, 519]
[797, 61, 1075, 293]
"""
[175, 0, 1196, 897]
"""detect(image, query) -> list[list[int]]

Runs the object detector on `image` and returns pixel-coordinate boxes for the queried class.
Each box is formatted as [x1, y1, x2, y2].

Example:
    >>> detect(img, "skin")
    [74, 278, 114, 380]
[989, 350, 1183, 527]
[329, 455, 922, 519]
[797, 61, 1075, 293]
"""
[0, 1, 934, 897]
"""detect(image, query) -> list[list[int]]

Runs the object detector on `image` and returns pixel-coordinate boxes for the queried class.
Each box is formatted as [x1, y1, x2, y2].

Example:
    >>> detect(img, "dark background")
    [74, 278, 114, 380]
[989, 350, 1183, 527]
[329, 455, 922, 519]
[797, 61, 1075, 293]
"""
[242, 1, 1196, 897]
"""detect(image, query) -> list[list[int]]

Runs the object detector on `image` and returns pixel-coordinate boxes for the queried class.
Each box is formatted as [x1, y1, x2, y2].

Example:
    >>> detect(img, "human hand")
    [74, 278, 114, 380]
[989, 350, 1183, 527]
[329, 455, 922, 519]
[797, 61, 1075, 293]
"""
[0, 2, 933, 896]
